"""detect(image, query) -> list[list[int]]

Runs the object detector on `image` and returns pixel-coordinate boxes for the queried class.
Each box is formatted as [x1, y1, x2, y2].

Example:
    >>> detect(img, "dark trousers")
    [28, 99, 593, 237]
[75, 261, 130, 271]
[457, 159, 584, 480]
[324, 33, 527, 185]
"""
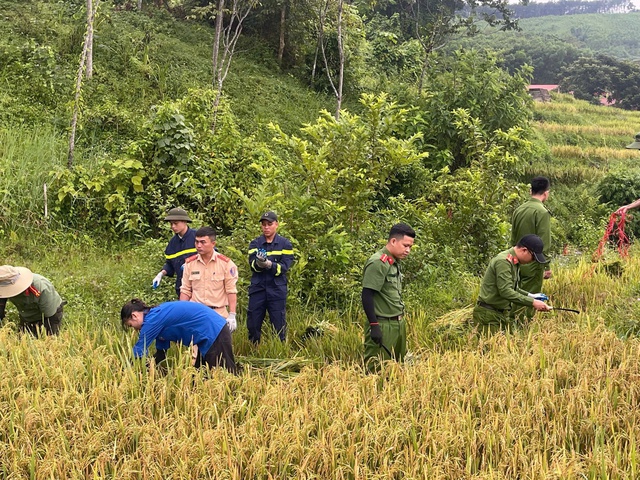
[247, 290, 286, 343]
[21, 303, 63, 336]
[194, 323, 238, 374]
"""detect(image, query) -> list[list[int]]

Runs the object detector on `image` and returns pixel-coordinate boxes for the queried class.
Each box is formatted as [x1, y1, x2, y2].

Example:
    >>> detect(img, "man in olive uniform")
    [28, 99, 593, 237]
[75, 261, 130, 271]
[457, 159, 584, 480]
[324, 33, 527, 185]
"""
[472, 234, 552, 334]
[362, 223, 415, 372]
[0, 265, 64, 335]
[510, 177, 552, 321]
[152, 208, 197, 298]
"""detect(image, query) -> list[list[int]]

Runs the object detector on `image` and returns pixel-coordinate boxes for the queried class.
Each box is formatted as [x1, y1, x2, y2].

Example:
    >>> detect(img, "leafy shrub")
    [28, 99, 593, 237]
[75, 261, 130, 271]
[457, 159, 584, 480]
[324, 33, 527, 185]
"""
[597, 169, 640, 237]
[51, 157, 148, 235]
[402, 50, 535, 172]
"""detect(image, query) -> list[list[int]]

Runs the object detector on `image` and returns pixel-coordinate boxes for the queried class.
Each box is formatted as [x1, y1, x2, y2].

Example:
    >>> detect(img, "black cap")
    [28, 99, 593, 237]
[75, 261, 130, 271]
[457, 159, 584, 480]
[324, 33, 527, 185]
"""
[259, 211, 278, 223]
[518, 234, 546, 263]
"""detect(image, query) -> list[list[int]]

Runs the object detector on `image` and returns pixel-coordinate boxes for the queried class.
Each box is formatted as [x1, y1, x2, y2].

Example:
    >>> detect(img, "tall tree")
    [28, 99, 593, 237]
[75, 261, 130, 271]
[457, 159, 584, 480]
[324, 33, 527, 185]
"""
[86, 0, 94, 79]
[192, 0, 257, 132]
[68, 0, 99, 168]
[317, 0, 345, 118]
[314, 0, 365, 119]
[561, 54, 640, 110]
[362, 0, 520, 93]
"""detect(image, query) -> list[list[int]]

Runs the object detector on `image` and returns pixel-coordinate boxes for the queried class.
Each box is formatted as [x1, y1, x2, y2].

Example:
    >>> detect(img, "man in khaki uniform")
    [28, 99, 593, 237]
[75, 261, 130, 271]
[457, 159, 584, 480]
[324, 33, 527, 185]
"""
[180, 226, 238, 333]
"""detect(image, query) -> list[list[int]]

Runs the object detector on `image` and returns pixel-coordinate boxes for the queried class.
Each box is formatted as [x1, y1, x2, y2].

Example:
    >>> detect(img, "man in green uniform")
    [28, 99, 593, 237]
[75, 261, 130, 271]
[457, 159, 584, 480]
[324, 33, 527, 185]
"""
[471, 234, 551, 334]
[0, 265, 64, 335]
[362, 223, 415, 372]
[510, 176, 552, 321]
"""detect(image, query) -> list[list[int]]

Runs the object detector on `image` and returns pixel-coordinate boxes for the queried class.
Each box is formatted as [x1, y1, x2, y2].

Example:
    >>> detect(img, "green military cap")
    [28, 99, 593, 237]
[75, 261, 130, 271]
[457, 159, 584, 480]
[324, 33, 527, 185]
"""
[626, 133, 640, 150]
[164, 208, 192, 222]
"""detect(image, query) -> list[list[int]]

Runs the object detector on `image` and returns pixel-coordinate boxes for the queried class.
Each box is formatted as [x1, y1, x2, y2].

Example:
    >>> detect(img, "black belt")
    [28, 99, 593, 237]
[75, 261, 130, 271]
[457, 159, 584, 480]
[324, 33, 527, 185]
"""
[208, 306, 224, 309]
[477, 301, 508, 314]
[377, 315, 403, 321]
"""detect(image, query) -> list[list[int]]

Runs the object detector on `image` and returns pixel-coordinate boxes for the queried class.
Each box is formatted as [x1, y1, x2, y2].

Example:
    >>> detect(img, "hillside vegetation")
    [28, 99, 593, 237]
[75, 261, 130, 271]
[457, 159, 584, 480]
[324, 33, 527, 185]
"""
[519, 12, 640, 61]
[454, 11, 640, 87]
[3, 0, 640, 477]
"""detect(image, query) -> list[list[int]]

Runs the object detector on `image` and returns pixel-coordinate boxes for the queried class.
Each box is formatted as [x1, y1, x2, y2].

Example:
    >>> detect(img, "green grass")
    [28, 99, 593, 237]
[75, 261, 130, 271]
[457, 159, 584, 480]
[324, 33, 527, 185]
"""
[0, 125, 69, 230]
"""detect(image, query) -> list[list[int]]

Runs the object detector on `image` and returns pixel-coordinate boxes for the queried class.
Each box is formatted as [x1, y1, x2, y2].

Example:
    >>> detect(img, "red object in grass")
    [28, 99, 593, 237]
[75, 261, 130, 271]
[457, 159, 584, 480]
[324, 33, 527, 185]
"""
[594, 211, 630, 260]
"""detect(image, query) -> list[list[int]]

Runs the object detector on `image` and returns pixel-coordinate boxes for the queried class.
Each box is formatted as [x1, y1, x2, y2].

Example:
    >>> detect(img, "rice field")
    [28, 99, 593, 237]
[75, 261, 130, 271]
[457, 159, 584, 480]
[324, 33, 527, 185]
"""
[2, 234, 640, 478]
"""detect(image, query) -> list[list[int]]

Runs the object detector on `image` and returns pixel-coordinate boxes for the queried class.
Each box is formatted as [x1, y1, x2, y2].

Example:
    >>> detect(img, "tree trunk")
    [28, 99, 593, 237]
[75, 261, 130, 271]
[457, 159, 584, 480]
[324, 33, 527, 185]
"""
[310, 38, 319, 88]
[86, 0, 93, 79]
[210, 0, 255, 133]
[69, 0, 99, 167]
[418, 53, 428, 95]
[335, 0, 344, 119]
[137, 0, 142, 10]
[68, 30, 92, 168]
[212, 0, 225, 87]
[277, 1, 286, 67]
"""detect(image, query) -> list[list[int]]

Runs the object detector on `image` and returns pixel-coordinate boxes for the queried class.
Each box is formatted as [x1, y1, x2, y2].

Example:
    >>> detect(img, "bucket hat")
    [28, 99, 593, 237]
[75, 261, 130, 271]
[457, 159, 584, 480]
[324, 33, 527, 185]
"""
[0, 265, 33, 298]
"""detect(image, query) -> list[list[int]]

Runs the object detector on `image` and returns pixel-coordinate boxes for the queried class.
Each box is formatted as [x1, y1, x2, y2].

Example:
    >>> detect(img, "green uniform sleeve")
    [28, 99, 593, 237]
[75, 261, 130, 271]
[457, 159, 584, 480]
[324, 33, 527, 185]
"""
[495, 260, 534, 307]
[509, 210, 519, 247]
[37, 278, 61, 317]
[362, 259, 386, 292]
[536, 210, 552, 271]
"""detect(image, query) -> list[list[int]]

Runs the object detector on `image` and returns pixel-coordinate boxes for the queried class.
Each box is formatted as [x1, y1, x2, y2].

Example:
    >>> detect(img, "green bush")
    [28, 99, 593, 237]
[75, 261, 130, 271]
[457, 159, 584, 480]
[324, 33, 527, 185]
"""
[597, 169, 640, 238]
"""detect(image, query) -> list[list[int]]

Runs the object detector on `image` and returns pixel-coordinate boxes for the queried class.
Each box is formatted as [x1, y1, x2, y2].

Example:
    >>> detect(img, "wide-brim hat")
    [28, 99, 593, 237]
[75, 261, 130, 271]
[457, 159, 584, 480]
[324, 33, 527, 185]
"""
[626, 133, 640, 149]
[519, 234, 547, 264]
[164, 208, 192, 222]
[0, 265, 33, 298]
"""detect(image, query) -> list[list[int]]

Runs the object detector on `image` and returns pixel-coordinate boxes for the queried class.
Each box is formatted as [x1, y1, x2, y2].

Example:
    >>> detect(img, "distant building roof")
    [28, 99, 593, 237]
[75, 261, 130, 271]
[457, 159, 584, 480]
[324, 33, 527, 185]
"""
[600, 96, 616, 106]
[529, 85, 560, 91]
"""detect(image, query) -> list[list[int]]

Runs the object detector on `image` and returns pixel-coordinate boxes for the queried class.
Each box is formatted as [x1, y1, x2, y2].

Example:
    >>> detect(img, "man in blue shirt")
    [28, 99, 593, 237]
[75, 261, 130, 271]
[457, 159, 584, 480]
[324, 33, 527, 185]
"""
[121, 299, 238, 374]
[247, 211, 294, 344]
[152, 208, 197, 297]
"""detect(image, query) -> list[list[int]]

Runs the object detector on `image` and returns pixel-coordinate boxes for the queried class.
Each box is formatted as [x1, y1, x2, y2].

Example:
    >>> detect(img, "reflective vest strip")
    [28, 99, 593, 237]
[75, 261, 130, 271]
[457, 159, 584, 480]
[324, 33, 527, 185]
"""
[265, 249, 294, 256]
[247, 249, 294, 256]
[165, 248, 197, 260]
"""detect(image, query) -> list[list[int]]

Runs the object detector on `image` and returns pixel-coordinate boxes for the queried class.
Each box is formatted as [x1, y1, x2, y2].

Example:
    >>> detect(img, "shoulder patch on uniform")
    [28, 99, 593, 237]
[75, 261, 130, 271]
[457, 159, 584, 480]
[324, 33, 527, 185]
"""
[185, 254, 198, 263]
[506, 253, 519, 265]
[25, 285, 41, 297]
[379, 254, 394, 265]
[217, 253, 230, 263]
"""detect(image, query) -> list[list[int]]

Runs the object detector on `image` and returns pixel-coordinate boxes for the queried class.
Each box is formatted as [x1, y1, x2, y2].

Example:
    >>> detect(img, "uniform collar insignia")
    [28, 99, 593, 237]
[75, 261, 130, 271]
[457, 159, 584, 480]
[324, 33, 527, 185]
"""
[380, 253, 395, 265]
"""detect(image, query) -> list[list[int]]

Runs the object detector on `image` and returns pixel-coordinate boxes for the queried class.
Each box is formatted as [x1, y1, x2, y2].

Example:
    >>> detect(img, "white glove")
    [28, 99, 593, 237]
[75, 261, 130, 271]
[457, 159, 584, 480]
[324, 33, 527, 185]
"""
[256, 259, 273, 269]
[527, 292, 548, 301]
[152, 271, 164, 289]
[226, 312, 237, 332]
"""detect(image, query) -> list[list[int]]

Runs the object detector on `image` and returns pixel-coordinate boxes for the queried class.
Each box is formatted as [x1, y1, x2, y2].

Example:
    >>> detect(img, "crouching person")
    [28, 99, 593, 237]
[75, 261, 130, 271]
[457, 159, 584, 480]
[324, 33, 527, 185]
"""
[0, 265, 64, 336]
[471, 234, 551, 335]
[121, 299, 238, 375]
